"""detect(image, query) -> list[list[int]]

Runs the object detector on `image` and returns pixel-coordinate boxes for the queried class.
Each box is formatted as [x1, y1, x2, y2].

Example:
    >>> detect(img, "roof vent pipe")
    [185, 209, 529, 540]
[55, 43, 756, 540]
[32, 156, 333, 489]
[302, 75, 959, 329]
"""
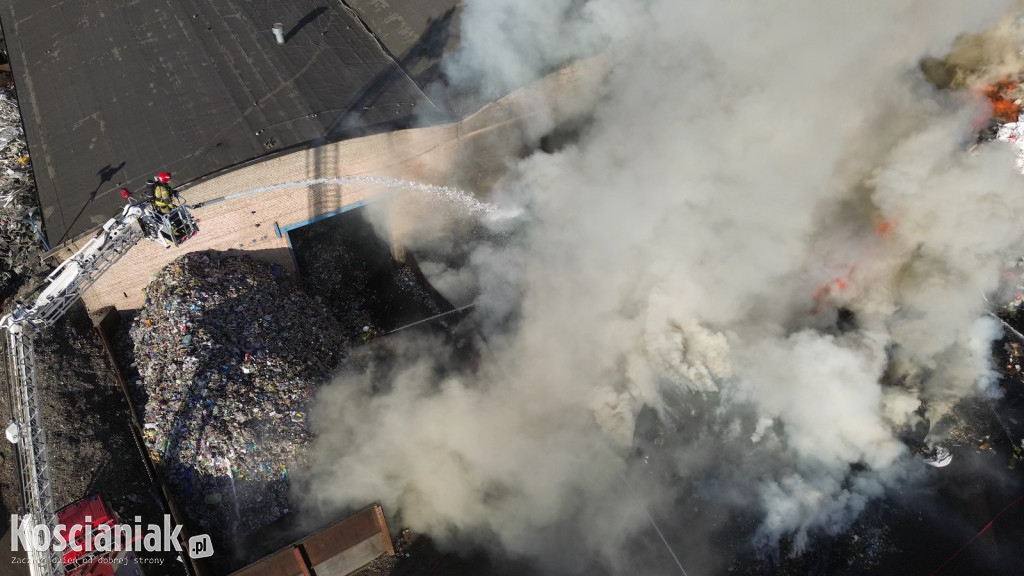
[272, 23, 285, 45]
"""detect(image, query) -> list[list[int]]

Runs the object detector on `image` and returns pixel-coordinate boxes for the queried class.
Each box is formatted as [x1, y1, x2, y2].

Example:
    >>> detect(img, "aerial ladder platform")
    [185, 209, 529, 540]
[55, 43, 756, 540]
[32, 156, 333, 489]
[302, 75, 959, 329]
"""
[1, 198, 197, 575]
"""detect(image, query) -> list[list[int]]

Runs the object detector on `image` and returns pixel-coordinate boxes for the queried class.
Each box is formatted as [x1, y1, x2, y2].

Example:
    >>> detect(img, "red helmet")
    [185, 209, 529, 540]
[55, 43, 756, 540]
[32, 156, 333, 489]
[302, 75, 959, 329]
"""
[156, 172, 172, 183]
[120, 188, 131, 199]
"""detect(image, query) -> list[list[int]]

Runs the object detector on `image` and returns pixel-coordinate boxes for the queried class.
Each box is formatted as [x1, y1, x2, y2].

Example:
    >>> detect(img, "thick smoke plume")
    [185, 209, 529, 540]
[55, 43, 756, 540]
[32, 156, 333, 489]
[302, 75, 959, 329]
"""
[301, 0, 1024, 573]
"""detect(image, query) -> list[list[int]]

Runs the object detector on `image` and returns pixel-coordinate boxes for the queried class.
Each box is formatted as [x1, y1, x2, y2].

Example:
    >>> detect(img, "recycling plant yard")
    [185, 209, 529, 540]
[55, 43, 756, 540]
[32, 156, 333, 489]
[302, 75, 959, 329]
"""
[5, 3, 1024, 576]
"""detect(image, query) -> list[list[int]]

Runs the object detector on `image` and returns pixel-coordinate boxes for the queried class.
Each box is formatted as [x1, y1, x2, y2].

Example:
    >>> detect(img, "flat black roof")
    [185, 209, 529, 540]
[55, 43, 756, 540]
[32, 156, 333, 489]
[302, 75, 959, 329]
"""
[0, 0, 460, 243]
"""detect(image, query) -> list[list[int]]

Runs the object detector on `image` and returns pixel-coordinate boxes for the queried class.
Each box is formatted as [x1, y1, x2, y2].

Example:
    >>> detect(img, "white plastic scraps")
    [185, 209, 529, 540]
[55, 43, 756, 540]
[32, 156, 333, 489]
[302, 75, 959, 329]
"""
[996, 121, 1024, 173]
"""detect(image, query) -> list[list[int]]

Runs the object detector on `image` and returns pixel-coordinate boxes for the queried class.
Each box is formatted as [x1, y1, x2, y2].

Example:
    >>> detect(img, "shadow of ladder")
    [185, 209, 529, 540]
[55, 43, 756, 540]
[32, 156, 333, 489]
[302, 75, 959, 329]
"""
[307, 136, 341, 227]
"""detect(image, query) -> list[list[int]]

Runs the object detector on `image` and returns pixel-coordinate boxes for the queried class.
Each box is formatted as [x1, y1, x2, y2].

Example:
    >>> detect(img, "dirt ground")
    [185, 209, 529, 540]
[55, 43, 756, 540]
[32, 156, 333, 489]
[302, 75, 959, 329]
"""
[353, 529, 537, 576]
[0, 303, 184, 574]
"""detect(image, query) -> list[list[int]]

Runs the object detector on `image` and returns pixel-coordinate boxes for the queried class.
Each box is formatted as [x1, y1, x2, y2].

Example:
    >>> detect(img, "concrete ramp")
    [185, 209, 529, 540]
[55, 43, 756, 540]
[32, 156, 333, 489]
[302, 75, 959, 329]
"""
[59, 56, 609, 313]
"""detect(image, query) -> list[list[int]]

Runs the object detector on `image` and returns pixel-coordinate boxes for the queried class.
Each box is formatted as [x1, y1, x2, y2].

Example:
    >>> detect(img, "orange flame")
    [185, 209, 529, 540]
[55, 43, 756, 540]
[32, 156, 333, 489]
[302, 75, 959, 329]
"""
[811, 276, 850, 314]
[983, 78, 1020, 122]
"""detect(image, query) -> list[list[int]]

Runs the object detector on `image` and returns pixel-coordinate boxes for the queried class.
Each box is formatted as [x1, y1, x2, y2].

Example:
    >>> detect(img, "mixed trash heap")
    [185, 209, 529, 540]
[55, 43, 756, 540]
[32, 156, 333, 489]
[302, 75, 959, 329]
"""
[0, 88, 48, 298]
[129, 252, 348, 548]
[987, 79, 1024, 172]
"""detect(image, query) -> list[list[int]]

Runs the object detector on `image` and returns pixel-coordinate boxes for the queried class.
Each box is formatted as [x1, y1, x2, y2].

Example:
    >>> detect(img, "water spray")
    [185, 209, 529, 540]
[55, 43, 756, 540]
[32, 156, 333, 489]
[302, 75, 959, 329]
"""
[222, 456, 242, 534]
[193, 176, 500, 216]
[618, 471, 690, 576]
[385, 304, 477, 335]
[987, 311, 1024, 344]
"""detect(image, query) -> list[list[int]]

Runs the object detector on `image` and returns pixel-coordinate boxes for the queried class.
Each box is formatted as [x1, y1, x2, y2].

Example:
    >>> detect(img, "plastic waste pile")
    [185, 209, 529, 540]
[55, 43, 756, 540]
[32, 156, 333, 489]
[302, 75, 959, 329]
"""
[995, 120, 1024, 172]
[129, 252, 348, 543]
[978, 77, 1024, 172]
[0, 89, 47, 296]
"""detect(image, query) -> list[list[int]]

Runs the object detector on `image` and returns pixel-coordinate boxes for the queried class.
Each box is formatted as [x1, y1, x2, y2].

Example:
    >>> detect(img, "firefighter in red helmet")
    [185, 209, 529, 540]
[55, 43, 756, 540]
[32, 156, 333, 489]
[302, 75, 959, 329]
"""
[147, 172, 179, 214]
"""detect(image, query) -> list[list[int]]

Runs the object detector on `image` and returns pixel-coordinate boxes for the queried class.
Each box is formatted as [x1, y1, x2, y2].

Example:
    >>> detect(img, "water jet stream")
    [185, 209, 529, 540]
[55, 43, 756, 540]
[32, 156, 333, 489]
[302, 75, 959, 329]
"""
[192, 177, 499, 216]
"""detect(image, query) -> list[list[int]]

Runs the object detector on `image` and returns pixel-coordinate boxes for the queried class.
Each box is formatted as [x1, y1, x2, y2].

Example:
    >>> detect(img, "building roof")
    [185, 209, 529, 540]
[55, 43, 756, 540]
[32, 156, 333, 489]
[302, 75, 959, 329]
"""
[0, 0, 460, 243]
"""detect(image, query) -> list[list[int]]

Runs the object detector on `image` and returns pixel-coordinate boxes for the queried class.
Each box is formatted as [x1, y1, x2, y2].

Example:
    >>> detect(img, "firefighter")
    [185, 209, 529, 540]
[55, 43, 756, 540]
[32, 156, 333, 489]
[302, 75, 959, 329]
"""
[148, 172, 178, 214]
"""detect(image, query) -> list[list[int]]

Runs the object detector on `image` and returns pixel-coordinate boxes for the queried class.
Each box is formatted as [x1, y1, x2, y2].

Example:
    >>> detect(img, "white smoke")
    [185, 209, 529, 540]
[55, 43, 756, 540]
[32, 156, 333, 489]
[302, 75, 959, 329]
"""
[301, 0, 1024, 571]
[442, 0, 616, 99]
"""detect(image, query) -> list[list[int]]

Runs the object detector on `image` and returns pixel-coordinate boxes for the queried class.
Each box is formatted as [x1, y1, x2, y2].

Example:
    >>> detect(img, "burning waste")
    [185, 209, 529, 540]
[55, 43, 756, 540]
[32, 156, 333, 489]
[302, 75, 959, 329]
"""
[290, 1, 1024, 574]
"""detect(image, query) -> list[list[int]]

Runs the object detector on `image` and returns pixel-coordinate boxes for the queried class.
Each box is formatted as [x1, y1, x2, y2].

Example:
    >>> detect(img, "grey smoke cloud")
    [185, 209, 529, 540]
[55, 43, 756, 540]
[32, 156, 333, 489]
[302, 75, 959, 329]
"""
[301, 0, 1024, 572]
[442, 0, 614, 99]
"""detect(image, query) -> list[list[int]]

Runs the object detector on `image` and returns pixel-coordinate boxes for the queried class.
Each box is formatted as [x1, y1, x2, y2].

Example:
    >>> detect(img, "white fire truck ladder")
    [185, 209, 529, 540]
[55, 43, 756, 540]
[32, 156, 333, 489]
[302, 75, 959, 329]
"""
[1, 200, 197, 576]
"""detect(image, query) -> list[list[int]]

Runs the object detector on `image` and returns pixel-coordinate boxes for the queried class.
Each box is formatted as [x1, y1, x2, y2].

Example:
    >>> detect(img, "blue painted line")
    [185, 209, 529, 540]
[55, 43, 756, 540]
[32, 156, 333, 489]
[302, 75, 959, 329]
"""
[29, 220, 50, 251]
[281, 200, 368, 232]
[284, 229, 301, 279]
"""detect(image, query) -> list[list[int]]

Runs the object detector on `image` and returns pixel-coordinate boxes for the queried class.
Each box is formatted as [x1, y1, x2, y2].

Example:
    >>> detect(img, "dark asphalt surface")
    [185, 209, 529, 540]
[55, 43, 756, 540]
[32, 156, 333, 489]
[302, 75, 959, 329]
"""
[0, 0, 461, 245]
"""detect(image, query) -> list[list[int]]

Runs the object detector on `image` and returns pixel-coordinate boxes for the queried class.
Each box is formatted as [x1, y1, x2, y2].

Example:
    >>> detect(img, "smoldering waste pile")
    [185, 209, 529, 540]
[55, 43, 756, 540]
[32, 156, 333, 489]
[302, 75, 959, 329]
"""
[128, 253, 348, 550]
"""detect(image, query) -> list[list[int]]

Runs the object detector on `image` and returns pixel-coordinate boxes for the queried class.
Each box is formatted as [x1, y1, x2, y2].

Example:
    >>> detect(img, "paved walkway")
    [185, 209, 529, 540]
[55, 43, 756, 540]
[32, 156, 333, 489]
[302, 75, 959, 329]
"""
[64, 57, 608, 312]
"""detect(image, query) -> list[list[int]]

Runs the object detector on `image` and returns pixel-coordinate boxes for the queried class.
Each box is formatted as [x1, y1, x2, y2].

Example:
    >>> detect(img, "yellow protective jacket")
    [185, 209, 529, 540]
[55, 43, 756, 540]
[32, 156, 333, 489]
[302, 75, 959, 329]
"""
[153, 183, 175, 213]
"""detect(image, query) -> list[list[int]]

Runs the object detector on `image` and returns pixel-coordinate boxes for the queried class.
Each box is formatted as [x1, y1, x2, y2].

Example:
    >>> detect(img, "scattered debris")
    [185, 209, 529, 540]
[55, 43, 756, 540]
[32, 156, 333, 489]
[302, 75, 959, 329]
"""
[1011, 439, 1023, 470]
[923, 444, 953, 468]
[0, 89, 48, 299]
[995, 120, 1024, 172]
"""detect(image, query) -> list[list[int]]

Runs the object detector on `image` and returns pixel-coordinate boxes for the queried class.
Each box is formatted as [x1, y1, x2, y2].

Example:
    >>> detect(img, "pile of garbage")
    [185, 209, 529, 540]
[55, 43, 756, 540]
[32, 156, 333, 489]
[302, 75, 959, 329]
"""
[918, 21, 1024, 172]
[0, 88, 47, 298]
[996, 119, 1024, 172]
[985, 77, 1024, 171]
[290, 211, 451, 339]
[129, 252, 348, 544]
